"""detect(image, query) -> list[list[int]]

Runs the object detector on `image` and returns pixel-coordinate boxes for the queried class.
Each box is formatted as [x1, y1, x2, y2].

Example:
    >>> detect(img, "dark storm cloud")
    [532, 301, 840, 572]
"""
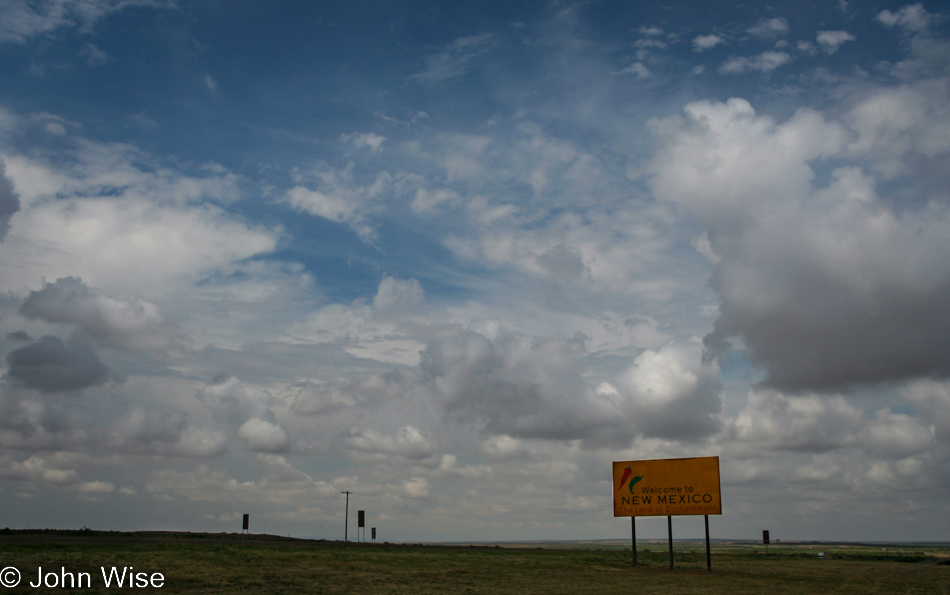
[706, 261, 950, 392]
[6, 330, 32, 342]
[114, 409, 186, 447]
[649, 67, 950, 392]
[0, 394, 81, 451]
[19, 277, 178, 352]
[195, 375, 290, 452]
[0, 158, 20, 242]
[419, 326, 618, 442]
[0, 384, 224, 455]
[419, 326, 722, 445]
[291, 382, 355, 416]
[109, 408, 227, 457]
[196, 375, 272, 426]
[4, 336, 112, 392]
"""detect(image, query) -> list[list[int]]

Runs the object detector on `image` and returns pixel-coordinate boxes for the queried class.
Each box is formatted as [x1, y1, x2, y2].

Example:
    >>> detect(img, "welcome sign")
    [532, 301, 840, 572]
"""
[613, 456, 722, 517]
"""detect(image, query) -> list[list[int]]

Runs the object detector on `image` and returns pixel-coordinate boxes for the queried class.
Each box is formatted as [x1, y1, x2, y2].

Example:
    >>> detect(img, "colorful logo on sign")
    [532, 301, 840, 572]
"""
[628, 476, 642, 493]
[616, 467, 643, 493]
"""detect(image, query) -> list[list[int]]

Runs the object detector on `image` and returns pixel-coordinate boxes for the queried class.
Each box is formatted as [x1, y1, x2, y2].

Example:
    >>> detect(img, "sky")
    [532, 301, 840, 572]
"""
[0, 0, 949, 543]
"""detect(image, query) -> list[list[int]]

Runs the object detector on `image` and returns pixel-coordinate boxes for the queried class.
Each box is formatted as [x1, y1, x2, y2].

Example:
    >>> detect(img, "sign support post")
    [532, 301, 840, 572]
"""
[667, 516, 674, 568]
[631, 517, 637, 566]
[705, 515, 711, 571]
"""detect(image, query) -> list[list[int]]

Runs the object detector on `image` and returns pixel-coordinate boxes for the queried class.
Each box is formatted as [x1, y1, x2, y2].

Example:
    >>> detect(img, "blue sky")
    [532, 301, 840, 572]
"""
[1, 0, 949, 542]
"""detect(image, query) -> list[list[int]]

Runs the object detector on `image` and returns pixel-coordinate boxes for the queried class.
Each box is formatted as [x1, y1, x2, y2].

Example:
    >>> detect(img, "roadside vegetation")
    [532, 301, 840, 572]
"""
[1, 531, 947, 594]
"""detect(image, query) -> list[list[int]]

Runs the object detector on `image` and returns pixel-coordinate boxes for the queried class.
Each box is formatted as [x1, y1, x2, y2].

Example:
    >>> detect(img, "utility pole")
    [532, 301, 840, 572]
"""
[341, 491, 353, 541]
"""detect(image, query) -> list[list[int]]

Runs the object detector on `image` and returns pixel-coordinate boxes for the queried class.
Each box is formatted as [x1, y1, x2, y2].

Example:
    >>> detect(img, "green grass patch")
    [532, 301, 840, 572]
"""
[1, 532, 948, 594]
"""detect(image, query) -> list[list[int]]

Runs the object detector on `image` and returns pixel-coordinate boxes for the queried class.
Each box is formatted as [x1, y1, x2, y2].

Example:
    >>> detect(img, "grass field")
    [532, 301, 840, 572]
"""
[1, 531, 948, 594]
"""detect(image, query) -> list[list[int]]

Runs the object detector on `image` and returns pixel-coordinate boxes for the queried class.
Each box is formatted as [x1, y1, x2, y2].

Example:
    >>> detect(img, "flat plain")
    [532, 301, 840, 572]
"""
[1, 531, 948, 594]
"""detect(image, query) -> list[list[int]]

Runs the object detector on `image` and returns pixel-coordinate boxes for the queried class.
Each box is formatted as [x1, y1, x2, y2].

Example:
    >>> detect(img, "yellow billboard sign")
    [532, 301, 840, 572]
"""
[613, 456, 721, 517]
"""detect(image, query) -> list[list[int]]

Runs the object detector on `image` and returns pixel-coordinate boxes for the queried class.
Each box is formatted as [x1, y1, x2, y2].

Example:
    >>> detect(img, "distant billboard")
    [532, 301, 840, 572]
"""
[613, 456, 721, 517]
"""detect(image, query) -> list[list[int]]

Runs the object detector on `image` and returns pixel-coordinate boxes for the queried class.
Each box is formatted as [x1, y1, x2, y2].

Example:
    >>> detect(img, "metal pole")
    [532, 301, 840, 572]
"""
[631, 516, 637, 567]
[705, 515, 711, 571]
[667, 516, 674, 569]
[341, 491, 352, 542]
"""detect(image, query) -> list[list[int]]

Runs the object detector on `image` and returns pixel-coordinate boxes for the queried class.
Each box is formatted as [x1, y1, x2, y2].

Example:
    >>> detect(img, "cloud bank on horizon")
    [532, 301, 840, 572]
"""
[0, 0, 948, 541]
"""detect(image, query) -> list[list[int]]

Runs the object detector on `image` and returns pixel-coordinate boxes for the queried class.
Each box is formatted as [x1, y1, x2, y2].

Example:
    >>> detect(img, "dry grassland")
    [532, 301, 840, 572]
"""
[1, 532, 947, 594]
